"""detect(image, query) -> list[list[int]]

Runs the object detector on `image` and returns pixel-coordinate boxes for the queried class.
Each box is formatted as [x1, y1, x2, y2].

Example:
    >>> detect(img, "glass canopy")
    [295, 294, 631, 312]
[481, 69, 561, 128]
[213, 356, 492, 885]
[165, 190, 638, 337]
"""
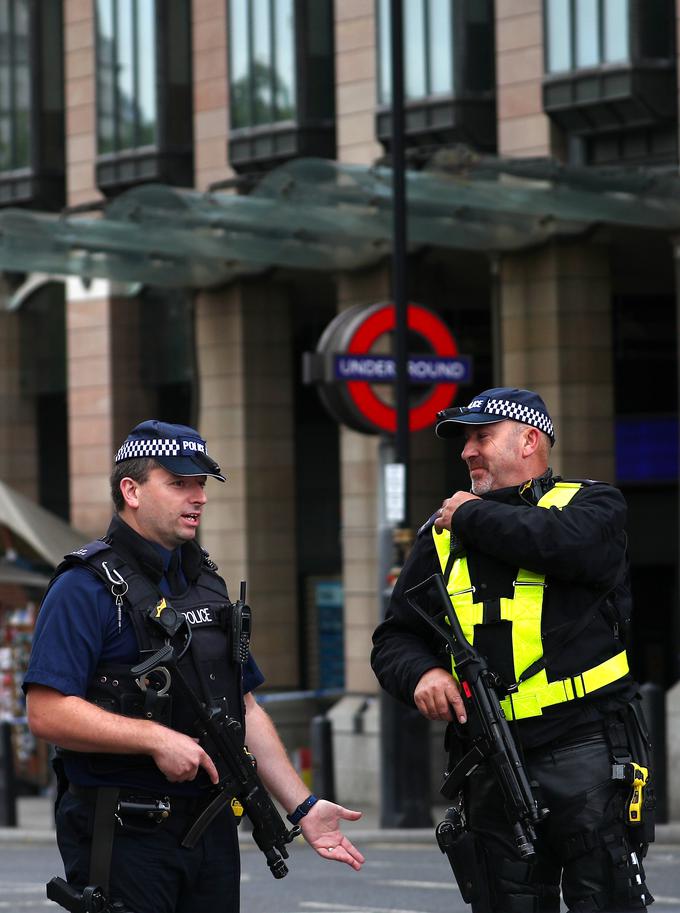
[0, 151, 678, 290]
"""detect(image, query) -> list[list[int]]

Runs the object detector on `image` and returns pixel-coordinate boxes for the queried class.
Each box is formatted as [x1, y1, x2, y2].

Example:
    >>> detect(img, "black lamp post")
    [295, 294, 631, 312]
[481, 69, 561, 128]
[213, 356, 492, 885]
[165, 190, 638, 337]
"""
[379, 0, 432, 829]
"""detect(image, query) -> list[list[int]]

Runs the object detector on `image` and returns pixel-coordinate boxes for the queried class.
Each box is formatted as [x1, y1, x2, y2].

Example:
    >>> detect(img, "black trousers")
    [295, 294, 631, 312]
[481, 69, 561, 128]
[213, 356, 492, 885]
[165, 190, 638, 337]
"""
[56, 790, 241, 913]
[466, 732, 653, 913]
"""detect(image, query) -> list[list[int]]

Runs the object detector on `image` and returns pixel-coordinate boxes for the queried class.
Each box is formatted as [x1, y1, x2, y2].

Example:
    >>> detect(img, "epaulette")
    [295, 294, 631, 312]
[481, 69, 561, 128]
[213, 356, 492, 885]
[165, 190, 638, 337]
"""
[66, 539, 111, 562]
[417, 511, 440, 537]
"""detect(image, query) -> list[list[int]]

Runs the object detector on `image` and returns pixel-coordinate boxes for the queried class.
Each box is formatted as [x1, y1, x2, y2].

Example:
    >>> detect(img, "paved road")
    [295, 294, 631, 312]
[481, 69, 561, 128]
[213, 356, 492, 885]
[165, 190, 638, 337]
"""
[1, 838, 679, 912]
[240, 841, 680, 913]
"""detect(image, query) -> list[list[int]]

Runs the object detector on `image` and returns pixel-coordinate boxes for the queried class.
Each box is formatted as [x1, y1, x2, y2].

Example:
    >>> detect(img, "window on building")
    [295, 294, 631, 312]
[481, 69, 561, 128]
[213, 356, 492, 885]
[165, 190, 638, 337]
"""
[545, 0, 629, 73]
[229, 0, 296, 129]
[543, 0, 677, 166]
[96, 0, 157, 155]
[227, 0, 335, 171]
[95, 0, 192, 193]
[0, 0, 64, 209]
[0, 0, 30, 172]
[378, 0, 455, 104]
[375, 0, 495, 152]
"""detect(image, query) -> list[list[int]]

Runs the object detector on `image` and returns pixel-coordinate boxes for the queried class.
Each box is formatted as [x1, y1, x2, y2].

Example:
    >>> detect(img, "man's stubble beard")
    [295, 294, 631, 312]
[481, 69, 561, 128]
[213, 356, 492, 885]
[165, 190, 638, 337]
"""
[470, 474, 494, 495]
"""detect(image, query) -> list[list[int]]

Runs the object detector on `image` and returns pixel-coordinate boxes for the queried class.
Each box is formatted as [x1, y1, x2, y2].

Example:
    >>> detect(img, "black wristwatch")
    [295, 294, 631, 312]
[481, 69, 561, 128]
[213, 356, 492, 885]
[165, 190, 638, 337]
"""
[287, 794, 319, 825]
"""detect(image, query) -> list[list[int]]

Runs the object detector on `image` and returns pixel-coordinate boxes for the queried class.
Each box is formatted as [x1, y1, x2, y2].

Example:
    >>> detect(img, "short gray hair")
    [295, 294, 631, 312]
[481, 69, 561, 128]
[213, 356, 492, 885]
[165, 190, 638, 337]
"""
[109, 457, 160, 513]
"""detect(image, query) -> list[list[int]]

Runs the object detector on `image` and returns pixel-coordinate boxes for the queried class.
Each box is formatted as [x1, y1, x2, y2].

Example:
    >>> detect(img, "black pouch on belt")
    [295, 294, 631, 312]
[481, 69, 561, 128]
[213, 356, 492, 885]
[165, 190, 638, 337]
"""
[435, 806, 491, 907]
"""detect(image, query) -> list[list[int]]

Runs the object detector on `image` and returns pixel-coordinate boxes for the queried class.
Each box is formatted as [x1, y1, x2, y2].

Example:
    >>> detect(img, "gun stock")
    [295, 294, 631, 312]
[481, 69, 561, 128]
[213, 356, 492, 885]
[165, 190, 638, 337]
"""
[46, 877, 130, 913]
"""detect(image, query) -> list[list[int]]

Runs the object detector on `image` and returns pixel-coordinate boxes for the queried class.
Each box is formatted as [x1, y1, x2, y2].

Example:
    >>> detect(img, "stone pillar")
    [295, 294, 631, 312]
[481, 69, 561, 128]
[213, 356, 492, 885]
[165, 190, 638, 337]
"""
[495, 0, 557, 158]
[499, 242, 615, 481]
[334, 0, 382, 165]
[329, 267, 389, 804]
[191, 0, 232, 190]
[194, 282, 298, 687]
[336, 267, 391, 694]
[0, 307, 38, 498]
[66, 279, 155, 536]
[64, 0, 100, 209]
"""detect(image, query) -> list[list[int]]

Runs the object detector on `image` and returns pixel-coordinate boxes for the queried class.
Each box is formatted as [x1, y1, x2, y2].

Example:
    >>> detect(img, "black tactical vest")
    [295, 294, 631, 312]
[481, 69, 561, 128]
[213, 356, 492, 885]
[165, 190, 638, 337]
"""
[52, 538, 242, 780]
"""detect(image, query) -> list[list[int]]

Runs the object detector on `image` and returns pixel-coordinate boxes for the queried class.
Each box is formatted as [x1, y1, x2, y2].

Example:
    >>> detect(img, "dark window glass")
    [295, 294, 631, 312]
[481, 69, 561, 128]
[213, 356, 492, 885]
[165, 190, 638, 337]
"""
[228, 0, 297, 130]
[603, 0, 628, 62]
[274, 0, 295, 120]
[0, 0, 31, 172]
[546, 0, 630, 72]
[378, 0, 455, 104]
[428, 0, 453, 94]
[96, 0, 158, 155]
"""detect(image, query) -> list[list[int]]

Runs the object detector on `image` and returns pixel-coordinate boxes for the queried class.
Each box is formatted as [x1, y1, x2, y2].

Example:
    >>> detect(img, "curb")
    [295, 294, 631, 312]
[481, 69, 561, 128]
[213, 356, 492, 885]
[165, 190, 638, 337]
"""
[1, 824, 679, 846]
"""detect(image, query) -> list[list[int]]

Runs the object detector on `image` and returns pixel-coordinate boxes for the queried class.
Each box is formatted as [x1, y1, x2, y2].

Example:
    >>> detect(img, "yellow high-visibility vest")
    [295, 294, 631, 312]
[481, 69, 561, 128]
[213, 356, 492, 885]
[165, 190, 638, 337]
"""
[432, 482, 629, 720]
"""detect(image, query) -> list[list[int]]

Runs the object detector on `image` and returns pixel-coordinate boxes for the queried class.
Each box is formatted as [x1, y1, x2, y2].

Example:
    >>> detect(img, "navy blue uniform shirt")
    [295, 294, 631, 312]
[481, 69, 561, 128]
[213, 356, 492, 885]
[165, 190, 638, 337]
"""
[24, 555, 264, 794]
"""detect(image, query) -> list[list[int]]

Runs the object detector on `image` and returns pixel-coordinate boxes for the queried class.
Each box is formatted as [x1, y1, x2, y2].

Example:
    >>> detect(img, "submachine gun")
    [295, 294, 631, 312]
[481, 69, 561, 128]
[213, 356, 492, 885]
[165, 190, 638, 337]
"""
[130, 638, 301, 879]
[405, 573, 549, 884]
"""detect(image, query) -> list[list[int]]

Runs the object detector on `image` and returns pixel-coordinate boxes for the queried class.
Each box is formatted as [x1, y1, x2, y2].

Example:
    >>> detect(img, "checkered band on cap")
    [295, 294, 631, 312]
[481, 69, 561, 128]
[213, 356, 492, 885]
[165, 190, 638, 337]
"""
[115, 437, 181, 463]
[484, 398, 554, 441]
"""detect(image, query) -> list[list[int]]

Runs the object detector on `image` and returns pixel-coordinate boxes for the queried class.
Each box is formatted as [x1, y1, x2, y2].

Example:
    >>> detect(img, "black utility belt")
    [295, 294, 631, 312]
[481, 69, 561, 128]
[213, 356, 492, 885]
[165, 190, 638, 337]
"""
[524, 719, 607, 754]
[68, 784, 207, 824]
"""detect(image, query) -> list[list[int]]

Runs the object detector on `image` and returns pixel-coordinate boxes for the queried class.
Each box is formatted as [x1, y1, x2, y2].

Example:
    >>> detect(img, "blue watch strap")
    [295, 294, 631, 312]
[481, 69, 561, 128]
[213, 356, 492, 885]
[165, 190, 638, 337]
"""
[287, 794, 319, 824]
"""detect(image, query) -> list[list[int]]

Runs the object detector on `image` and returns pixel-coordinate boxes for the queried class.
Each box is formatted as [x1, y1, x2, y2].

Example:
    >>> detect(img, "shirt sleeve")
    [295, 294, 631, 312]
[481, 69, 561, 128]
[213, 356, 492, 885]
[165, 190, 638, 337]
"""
[450, 483, 628, 587]
[242, 654, 265, 693]
[23, 567, 118, 698]
[371, 528, 450, 706]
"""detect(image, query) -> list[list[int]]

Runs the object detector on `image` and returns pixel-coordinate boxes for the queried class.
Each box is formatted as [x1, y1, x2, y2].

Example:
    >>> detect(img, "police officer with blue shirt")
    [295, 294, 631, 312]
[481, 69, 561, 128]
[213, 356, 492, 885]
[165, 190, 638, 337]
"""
[25, 420, 364, 913]
[371, 389, 654, 913]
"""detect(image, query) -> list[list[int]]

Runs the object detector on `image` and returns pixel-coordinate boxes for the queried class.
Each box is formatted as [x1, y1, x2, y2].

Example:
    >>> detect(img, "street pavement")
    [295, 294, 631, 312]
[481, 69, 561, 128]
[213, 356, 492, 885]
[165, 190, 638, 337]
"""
[3, 798, 680, 913]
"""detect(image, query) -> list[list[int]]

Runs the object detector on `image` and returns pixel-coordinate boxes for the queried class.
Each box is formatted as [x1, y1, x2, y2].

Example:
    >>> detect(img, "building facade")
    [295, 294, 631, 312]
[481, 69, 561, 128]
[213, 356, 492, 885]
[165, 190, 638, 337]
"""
[0, 0, 678, 806]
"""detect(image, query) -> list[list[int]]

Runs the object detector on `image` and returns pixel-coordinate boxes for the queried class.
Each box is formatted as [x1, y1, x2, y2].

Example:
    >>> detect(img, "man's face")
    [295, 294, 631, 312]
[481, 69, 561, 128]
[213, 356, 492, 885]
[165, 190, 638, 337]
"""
[129, 466, 208, 549]
[460, 421, 527, 494]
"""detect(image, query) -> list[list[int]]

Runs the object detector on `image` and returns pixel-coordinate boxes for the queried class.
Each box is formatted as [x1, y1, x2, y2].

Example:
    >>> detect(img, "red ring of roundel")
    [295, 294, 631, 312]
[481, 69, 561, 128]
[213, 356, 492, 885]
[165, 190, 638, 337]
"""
[345, 303, 459, 433]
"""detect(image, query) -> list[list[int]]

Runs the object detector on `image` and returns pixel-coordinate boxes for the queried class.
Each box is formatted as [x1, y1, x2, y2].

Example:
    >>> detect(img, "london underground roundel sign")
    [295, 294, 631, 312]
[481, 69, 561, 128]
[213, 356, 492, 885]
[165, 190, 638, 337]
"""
[303, 302, 472, 435]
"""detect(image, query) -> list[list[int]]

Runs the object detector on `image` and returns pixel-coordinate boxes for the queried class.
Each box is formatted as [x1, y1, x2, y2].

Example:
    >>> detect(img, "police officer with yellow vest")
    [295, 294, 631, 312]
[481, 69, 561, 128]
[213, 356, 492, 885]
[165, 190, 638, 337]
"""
[371, 388, 654, 913]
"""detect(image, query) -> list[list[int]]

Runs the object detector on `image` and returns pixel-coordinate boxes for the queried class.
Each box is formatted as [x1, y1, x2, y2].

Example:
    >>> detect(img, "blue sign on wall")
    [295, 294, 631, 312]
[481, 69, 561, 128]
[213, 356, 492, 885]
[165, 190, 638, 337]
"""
[616, 416, 678, 484]
[314, 579, 344, 689]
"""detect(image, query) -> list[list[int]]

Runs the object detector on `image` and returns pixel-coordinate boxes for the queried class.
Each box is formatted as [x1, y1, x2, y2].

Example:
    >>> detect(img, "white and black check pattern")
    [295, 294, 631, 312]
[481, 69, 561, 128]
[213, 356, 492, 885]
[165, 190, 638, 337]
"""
[483, 398, 554, 441]
[115, 438, 181, 463]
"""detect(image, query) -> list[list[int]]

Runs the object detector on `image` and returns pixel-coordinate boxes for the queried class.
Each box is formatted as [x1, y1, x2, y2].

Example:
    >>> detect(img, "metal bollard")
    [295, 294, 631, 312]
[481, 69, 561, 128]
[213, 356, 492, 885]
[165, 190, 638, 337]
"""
[640, 682, 667, 824]
[310, 715, 336, 804]
[0, 722, 17, 827]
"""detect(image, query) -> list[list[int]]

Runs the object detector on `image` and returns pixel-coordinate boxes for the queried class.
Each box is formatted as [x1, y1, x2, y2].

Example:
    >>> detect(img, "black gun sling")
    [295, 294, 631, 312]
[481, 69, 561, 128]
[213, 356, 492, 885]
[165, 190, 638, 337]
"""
[89, 787, 120, 896]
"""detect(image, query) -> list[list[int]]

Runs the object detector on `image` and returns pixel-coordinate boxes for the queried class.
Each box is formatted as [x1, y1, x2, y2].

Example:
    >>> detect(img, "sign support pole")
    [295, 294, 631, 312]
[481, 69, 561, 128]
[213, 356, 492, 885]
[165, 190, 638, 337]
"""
[379, 0, 432, 829]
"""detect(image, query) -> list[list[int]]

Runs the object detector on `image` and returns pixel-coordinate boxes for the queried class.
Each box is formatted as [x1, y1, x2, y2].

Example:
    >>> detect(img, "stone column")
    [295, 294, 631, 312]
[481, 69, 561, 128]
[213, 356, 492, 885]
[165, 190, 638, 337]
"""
[64, 0, 101, 209]
[495, 0, 557, 158]
[191, 0, 232, 190]
[329, 266, 411, 805]
[335, 0, 382, 164]
[67, 279, 154, 536]
[499, 242, 614, 481]
[195, 282, 298, 687]
[336, 268, 391, 695]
